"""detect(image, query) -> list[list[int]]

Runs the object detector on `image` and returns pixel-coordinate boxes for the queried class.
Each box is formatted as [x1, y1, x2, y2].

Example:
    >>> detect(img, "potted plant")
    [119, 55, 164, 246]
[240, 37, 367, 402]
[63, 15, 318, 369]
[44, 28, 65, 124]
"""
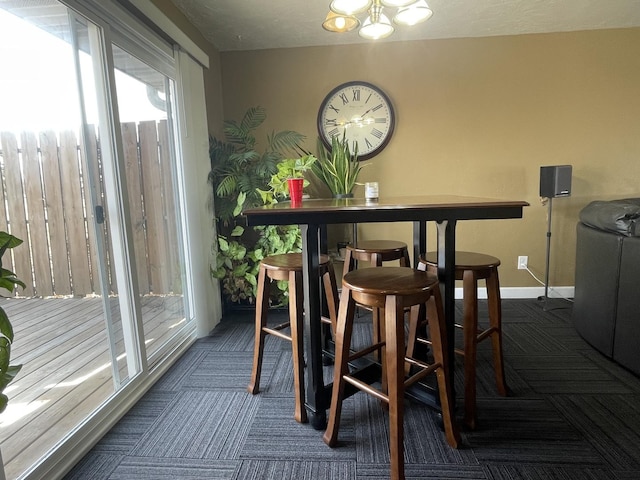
[208, 107, 309, 308]
[1, 231, 24, 478]
[312, 133, 364, 198]
[257, 154, 316, 205]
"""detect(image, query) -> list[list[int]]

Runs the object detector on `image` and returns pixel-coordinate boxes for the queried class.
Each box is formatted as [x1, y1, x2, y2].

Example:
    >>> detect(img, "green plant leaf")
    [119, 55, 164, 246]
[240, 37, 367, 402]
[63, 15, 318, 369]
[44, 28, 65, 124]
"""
[0, 268, 26, 292]
[232, 263, 249, 276]
[211, 266, 227, 279]
[244, 273, 257, 286]
[233, 203, 242, 217]
[230, 226, 244, 237]
[215, 176, 237, 198]
[227, 242, 247, 260]
[223, 121, 252, 146]
[0, 307, 14, 342]
[269, 130, 306, 155]
[0, 363, 22, 394]
[0, 338, 9, 372]
[0, 232, 23, 253]
[276, 279, 289, 293]
[241, 106, 266, 132]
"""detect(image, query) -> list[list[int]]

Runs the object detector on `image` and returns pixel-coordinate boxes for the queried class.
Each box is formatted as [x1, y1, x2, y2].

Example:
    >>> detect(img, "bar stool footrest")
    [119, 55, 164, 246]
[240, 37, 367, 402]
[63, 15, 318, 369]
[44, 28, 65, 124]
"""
[344, 375, 389, 404]
[262, 324, 292, 342]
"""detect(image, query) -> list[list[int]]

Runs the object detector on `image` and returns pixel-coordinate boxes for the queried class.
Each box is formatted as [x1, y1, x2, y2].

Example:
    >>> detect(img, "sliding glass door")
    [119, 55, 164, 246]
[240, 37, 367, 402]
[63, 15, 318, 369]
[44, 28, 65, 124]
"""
[0, 2, 192, 478]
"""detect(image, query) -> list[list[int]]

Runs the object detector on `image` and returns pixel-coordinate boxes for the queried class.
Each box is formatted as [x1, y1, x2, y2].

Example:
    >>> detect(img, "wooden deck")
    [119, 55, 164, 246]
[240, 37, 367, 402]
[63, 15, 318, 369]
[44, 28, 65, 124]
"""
[0, 294, 186, 480]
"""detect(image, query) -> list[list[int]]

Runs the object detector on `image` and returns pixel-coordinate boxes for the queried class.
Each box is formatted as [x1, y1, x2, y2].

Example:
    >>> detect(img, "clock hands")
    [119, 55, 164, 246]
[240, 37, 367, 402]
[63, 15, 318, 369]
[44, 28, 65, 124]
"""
[348, 115, 375, 128]
[359, 107, 374, 118]
[327, 106, 379, 129]
[327, 105, 380, 131]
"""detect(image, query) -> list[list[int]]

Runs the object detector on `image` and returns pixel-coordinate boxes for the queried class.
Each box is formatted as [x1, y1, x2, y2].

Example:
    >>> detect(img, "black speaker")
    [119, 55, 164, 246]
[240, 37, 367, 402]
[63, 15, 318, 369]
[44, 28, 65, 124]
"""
[540, 165, 572, 198]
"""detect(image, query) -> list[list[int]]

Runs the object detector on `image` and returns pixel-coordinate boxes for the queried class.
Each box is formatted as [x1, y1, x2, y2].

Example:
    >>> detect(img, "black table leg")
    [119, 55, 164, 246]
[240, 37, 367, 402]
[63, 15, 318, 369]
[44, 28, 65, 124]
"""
[436, 219, 457, 404]
[301, 223, 328, 430]
[412, 220, 427, 267]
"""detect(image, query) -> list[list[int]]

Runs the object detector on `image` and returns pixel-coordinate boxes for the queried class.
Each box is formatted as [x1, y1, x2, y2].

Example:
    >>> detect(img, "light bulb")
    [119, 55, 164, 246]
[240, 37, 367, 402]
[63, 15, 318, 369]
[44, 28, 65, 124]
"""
[394, 0, 433, 26]
[359, 13, 394, 39]
[330, 0, 372, 15]
[381, 0, 415, 7]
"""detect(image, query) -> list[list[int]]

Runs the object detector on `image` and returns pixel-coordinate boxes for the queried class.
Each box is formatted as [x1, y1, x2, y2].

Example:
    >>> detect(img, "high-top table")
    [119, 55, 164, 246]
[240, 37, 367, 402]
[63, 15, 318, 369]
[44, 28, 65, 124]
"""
[243, 195, 529, 429]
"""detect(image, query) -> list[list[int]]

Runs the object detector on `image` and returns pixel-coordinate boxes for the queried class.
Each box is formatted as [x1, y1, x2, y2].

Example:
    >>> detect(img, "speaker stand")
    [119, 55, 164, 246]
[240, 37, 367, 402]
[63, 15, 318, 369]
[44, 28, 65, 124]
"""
[537, 197, 570, 311]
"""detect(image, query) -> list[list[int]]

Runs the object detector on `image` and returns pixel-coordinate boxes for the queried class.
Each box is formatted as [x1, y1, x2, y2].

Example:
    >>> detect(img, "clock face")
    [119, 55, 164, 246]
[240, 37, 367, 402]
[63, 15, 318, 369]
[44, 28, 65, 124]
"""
[317, 81, 395, 161]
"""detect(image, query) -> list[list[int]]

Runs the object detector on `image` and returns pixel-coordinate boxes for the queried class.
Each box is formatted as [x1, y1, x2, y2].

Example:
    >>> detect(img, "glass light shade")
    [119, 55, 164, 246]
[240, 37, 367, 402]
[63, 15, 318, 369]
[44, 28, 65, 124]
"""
[393, 0, 433, 26]
[381, 0, 415, 7]
[330, 0, 372, 15]
[322, 11, 359, 32]
[358, 13, 394, 39]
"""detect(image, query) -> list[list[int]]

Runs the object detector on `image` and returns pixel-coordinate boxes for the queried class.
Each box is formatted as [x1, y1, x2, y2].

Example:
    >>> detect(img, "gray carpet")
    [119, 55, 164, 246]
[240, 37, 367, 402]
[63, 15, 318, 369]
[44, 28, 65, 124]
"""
[65, 299, 640, 479]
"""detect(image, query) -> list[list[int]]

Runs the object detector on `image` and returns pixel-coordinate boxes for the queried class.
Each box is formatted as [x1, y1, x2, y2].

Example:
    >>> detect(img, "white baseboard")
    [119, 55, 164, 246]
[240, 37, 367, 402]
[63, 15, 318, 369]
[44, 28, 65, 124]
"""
[458, 286, 575, 300]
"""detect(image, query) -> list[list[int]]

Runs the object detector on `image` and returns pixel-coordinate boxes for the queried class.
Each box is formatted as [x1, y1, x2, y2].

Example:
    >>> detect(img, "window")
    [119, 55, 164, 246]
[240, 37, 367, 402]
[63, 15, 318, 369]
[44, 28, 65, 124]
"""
[0, 2, 211, 478]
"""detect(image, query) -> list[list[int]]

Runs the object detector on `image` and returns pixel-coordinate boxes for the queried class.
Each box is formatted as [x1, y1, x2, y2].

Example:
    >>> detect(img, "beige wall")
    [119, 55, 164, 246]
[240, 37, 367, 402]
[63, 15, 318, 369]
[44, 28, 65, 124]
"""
[149, 0, 225, 135]
[218, 28, 640, 289]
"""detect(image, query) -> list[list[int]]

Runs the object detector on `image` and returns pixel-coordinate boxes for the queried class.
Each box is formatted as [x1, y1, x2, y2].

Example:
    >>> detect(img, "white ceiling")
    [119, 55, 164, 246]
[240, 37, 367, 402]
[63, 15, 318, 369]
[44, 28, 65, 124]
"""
[169, 0, 640, 52]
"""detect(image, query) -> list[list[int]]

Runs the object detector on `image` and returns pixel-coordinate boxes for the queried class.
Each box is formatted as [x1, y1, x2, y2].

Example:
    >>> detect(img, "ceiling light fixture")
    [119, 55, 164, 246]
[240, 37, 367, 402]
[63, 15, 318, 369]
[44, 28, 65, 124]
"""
[323, 0, 432, 40]
[322, 10, 360, 33]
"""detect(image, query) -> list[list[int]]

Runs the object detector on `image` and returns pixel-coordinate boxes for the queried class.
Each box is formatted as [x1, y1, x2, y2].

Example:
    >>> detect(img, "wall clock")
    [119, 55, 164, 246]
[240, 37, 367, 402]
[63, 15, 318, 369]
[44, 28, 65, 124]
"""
[317, 81, 395, 161]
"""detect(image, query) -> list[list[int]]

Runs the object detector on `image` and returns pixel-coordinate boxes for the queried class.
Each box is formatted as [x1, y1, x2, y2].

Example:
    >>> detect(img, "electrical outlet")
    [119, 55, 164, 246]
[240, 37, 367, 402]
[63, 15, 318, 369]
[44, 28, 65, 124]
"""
[517, 255, 528, 270]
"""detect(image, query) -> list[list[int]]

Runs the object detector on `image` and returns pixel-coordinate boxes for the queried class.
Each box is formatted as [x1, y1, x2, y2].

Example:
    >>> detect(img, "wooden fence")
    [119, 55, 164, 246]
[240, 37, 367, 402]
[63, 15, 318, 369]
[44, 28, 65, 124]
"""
[0, 120, 181, 298]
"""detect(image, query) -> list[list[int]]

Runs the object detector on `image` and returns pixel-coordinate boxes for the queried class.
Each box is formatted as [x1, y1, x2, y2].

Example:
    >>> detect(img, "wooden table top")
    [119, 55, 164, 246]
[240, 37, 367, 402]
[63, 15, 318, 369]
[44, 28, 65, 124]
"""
[243, 195, 529, 226]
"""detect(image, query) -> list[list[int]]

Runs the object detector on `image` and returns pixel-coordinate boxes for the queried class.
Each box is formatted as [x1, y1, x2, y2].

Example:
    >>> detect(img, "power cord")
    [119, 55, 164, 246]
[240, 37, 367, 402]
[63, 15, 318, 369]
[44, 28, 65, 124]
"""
[523, 265, 574, 303]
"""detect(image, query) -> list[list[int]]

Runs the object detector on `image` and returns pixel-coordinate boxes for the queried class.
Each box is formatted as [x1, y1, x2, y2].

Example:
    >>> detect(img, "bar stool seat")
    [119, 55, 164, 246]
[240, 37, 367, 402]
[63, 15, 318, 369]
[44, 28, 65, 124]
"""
[416, 251, 507, 429]
[247, 253, 338, 423]
[342, 240, 410, 276]
[324, 267, 460, 480]
[342, 240, 410, 355]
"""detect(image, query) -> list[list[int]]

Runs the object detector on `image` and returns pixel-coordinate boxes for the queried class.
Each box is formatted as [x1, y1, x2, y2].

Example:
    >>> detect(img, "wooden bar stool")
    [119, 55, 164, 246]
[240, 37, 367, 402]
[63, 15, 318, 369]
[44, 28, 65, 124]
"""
[247, 253, 339, 423]
[342, 240, 410, 353]
[341, 240, 410, 276]
[324, 267, 460, 480]
[415, 251, 507, 429]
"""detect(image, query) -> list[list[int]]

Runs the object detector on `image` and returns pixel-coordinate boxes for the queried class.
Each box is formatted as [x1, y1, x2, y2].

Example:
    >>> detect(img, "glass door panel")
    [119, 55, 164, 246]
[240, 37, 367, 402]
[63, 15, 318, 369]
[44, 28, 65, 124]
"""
[0, 1, 194, 478]
[0, 3, 124, 478]
[110, 45, 189, 364]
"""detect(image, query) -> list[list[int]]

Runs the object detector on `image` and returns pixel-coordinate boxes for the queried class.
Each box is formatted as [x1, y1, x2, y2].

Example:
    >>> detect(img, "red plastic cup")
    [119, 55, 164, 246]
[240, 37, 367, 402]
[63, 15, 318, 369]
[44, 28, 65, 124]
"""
[287, 178, 304, 205]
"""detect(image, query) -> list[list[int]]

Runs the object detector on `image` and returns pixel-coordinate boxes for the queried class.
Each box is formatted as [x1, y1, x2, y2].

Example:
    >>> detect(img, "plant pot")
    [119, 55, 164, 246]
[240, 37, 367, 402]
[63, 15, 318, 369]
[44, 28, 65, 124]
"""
[333, 193, 354, 199]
